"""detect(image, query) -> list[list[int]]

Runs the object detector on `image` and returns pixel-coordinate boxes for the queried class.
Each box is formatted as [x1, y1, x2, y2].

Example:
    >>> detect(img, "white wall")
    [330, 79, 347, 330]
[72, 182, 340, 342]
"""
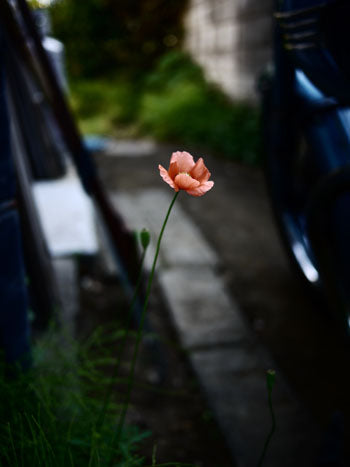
[184, 0, 273, 102]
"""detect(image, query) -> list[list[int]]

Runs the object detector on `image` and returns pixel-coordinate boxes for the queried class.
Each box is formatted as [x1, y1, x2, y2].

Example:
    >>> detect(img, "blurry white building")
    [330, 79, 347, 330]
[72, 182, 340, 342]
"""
[184, 0, 273, 102]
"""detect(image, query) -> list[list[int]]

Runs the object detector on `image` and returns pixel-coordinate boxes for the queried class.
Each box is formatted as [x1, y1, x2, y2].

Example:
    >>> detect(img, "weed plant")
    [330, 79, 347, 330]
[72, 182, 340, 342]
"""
[0, 325, 149, 466]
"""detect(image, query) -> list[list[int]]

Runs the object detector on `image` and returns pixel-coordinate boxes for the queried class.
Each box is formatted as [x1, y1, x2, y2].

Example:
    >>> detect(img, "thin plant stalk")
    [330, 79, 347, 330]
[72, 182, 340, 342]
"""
[109, 191, 180, 464]
[146, 463, 195, 467]
[96, 244, 148, 432]
[257, 369, 276, 467]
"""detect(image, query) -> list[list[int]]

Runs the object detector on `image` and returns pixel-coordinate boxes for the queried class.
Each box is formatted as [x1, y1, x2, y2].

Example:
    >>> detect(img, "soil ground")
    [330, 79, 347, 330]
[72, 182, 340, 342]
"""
[91, 141, 350, 464]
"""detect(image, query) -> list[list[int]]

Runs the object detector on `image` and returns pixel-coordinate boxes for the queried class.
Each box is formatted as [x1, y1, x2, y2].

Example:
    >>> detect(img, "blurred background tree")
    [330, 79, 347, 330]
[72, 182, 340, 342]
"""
[50, 0, 189, 79]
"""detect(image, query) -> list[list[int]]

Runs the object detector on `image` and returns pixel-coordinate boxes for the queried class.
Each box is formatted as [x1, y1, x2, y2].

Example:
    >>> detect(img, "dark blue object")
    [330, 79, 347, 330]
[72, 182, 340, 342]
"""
[261, 0, 350, 336]
[316, 411, 345, 466]
[278, 0, 337, 11]
[0, 32, 31, 368]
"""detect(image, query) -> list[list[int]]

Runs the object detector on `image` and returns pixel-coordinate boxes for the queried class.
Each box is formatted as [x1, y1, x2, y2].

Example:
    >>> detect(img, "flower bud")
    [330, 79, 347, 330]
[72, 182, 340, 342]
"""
[140, 228, 150, 250]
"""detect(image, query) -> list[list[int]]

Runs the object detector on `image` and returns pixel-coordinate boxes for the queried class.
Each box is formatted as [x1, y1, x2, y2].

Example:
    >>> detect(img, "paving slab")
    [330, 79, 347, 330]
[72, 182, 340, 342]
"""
[111, 189, 218, 270]
[159, 267, 247, 349]
[104, 138, 157, 157]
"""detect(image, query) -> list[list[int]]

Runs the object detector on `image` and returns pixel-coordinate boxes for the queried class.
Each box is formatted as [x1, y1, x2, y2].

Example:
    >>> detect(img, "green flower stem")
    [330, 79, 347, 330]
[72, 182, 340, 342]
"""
[96, 244, 148, 432]
[146, 463, 195, 467]
[109, 191, 180, 465]
[257, 370, 276, 467]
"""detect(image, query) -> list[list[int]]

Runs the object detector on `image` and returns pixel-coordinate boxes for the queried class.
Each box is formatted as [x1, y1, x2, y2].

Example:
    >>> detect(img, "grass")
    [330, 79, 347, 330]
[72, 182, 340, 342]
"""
[0, 324, 150, 466]
[68, 51, 260, 165]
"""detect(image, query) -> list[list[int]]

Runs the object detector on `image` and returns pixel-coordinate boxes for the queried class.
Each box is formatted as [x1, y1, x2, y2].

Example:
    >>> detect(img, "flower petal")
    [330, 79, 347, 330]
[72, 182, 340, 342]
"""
[170, 151, 195, 173]
[190, 158, 211, 183]
[174, 173, 200, 191]
[159, 164, 177, 190]
[168, 161, 179, 181]
[187, 181, 214, 197]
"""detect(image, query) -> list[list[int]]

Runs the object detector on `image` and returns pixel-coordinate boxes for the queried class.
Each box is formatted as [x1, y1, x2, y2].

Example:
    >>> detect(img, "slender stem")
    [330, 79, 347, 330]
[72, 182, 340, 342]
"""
[96, 246, 148, 432]
[109, 191, 179, 464]
[145, 464, 195, 467]
[257, 371, 276, 467]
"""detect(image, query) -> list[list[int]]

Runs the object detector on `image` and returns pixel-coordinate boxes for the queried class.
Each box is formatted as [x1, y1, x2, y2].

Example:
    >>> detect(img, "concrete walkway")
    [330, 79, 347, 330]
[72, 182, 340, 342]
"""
[95, 140, 322, 467]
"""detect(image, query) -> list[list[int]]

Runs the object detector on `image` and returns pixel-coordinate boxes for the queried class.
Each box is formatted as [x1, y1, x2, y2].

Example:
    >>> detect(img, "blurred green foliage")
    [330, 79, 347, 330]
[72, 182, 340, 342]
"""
[69, 76, 142, 137]
[69, 51, 260, 164]
[50, 1, 259, 164]
[50, 0, 188, 78]
[139, 52, 260, 164]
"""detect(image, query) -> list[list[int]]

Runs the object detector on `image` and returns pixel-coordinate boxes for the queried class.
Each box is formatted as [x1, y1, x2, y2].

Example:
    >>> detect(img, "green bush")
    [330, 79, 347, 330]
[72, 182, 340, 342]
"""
[69, 77, 142, 137]
[69, 51, 260, 164]
[139, 52, 260, 164]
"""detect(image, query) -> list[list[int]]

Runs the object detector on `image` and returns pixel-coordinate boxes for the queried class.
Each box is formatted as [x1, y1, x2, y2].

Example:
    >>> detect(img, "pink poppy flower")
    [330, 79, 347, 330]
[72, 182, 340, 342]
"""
[159, 151, 214, 197]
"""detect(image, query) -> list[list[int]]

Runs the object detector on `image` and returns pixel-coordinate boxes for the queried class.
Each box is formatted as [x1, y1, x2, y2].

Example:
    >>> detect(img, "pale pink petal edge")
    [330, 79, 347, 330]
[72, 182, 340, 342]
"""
[159, 165, 177, 190]
[170, 151, 195, 173]
[186, 181, 214, 197]
[174, 173, 200, 191]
